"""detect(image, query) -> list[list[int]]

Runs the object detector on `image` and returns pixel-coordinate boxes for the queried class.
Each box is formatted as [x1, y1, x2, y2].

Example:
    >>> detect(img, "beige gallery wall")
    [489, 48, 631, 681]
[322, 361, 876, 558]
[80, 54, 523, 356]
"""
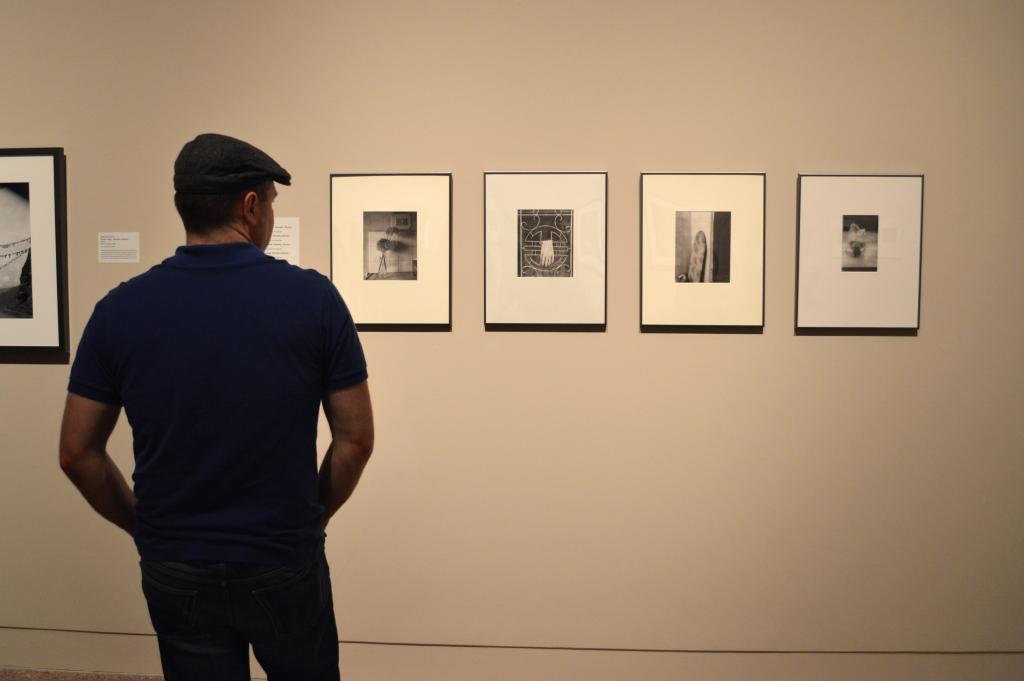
[1, 0, 1022, 679]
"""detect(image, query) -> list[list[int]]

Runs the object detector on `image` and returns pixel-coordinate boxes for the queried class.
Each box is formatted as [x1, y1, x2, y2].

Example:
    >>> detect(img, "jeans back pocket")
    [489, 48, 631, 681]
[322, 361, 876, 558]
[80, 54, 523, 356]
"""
[140, 569, 200, 636]
[250, 557, 326, 638]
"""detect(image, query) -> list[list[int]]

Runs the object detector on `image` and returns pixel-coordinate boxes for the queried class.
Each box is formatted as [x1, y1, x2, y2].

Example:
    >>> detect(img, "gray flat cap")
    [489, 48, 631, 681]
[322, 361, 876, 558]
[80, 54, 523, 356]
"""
[174, 133, 291, 194]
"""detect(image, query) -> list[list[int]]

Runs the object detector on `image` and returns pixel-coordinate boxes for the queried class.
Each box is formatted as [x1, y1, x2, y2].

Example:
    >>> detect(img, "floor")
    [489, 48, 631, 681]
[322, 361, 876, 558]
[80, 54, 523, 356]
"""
[0, 672, 160, 680]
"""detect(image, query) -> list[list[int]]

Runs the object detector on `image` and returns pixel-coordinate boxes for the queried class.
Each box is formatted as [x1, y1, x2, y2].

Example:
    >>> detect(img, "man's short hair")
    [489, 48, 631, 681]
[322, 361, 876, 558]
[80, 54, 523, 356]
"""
[174, 183, 270, 235]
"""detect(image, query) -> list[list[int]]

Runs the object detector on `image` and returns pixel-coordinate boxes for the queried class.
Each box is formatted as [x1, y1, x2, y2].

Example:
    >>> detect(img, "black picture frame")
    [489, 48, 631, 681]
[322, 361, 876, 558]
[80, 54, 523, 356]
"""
[639, 172, 766, 333]
[795, 174, 924, 335]
[329, 173, 453, 332]
[484, 171, 608, 332]
[0, 147, 69, 363]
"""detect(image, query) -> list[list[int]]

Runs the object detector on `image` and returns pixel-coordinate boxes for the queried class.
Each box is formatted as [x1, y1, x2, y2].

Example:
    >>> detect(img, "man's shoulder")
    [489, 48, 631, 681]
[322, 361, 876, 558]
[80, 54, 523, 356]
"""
[97, 264, 167, 306]
[261, 259, 336, 298]
[93, 258, 339, 329]
[106, 257, 332, 292]
[265, 258, 331, 283]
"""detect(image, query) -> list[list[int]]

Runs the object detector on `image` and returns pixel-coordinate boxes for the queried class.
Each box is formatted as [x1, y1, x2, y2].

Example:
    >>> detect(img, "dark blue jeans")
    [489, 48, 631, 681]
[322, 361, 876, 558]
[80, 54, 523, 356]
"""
[139, 544, 340, 681]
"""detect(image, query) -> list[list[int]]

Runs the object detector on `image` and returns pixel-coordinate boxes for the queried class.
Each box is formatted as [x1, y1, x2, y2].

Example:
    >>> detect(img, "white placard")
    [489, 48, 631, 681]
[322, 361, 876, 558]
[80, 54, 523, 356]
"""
[267, 217, 300, 265]
[98, 232, 140, 263]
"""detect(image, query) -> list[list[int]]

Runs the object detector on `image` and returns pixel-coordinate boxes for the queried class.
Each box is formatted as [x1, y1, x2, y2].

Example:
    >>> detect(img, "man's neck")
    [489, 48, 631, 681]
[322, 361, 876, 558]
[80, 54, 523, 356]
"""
[186, 224, 254, 246]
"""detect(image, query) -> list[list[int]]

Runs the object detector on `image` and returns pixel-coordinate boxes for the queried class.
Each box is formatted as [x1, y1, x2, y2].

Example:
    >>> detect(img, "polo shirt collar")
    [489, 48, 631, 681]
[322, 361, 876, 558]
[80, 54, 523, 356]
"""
[164, 242, 271, 269]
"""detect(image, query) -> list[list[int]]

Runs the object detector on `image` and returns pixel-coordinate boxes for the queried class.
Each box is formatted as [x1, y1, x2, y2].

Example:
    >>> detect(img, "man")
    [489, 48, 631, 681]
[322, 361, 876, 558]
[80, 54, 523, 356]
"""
[59, 133, 373, 681]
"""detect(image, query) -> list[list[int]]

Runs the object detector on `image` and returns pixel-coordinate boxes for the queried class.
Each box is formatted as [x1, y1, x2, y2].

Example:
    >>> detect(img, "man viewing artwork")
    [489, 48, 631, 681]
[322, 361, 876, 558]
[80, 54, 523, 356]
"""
[59, 133, 374, 681]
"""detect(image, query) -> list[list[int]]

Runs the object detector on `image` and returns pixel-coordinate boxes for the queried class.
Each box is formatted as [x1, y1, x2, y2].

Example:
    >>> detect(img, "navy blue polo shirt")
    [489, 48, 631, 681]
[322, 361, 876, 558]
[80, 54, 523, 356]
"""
[69, 243, 367, 563]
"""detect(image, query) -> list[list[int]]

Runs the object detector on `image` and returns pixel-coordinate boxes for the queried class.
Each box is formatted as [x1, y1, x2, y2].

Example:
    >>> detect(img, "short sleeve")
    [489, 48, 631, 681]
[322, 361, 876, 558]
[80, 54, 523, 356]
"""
[322, 282, 368, 394]
[68, 298, 122, 406]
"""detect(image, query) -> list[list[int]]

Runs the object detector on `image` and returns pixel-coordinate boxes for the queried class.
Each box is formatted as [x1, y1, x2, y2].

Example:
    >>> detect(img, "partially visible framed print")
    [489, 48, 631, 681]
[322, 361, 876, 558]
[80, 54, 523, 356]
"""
[485, 172, 607, 329]
[796, 174, 923, 332]
[0, 148, 68, 362]
[331, 173, 451, 330]
[641, 173, 765, 330]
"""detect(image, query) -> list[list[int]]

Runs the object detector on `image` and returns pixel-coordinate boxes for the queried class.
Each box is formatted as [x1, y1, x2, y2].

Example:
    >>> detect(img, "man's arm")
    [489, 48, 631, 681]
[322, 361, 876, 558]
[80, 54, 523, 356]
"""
[318, 380, 374, 528]
[59, 393, 135, 535]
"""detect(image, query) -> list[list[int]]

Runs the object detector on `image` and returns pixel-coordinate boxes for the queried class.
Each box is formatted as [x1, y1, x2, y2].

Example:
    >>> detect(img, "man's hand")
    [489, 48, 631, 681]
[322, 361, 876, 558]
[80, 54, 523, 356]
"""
[318, 381, 374, 528]
[59, 393, 136, 535]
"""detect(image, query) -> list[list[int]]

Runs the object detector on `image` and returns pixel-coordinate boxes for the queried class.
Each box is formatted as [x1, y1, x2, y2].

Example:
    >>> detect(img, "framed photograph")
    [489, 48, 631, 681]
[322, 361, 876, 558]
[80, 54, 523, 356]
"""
[330, 174, 451, 330]
[796, 174, 923, 332]
[641, 173, 765, 331]
[485, 172, 606, 329]
[0, 148, 68, 362]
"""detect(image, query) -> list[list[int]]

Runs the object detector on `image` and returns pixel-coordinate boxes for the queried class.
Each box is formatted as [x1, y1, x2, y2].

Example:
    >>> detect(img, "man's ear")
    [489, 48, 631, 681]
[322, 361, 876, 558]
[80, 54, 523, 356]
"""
[240, 190, 259, 224]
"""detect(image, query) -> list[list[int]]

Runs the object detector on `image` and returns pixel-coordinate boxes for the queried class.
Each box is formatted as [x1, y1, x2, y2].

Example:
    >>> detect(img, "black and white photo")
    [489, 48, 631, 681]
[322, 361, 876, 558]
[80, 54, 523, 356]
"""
[330, 174, 451, 328]
[485, 172, 606, 326]
[0, 182, 32, 318]
[517, 208, 573, 278]
[0, 148, 68, 360]
[641, 173, 764, 329]
[841, 214, 878, 272]
[796, 174, 923, 330]
[363, 211, 417, 281]
[674, 210, 731, 283]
